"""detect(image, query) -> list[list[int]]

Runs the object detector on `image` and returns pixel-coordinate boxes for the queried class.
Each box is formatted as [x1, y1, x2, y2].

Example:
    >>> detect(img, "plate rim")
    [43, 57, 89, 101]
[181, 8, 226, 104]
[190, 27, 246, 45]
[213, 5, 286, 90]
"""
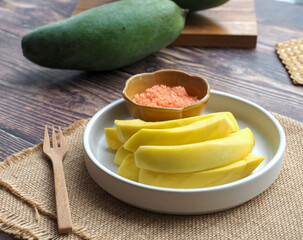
[83, 90, 286, 193]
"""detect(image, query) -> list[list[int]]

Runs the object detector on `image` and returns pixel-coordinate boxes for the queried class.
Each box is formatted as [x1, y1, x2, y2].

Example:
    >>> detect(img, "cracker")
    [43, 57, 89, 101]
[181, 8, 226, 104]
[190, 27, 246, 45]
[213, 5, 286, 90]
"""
[276, 38, 303, 85]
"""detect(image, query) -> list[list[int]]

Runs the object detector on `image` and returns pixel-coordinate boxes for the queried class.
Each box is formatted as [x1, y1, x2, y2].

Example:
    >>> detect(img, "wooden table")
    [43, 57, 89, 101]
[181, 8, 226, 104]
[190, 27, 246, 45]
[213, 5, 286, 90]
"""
[0, 0, 302, 238]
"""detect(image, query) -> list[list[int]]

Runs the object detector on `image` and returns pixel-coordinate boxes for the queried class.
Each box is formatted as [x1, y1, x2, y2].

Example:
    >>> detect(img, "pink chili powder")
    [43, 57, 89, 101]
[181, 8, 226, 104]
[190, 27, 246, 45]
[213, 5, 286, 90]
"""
[133, 84, 199, 108]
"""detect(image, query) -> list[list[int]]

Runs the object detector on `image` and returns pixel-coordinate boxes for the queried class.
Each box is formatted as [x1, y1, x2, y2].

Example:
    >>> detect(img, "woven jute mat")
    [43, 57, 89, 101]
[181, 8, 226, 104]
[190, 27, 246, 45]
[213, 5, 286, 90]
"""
[0, 113, 303, 239]
[276, 38, 303, 85]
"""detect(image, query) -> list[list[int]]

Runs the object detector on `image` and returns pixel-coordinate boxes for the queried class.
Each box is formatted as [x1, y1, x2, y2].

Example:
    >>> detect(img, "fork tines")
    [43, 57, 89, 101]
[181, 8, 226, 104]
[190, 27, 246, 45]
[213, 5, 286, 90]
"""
[44, 125, 67, 149]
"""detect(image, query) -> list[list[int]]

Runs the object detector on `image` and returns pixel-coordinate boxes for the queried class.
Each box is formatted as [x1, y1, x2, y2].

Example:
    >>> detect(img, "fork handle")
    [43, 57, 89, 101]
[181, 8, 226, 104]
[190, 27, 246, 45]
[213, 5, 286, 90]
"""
[52, 160, 73, 234]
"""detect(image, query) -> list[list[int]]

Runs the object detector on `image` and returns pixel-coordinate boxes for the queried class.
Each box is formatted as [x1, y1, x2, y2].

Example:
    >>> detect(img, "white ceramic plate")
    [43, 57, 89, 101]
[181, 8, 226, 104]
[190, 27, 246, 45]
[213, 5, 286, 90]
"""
[83, 90, 285, 214]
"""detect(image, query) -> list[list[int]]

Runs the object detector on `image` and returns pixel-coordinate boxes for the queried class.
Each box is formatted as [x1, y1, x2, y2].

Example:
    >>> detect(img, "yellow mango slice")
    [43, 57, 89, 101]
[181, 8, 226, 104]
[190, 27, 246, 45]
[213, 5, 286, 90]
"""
[124, 114, 238, 152]
[104, 128, 122, 150]
[138, 154, 264, 188]
[114, 146, 132, 166]
[115, 112, 238, 142]
[135, 128, 255, 173]
[117, 154, 140, 182]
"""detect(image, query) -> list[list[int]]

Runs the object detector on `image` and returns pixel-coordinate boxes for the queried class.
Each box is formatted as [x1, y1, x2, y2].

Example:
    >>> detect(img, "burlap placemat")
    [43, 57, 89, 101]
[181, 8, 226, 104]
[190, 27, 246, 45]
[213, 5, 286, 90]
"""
[276, 38, 303, 85]
[0, 113, 302, 239]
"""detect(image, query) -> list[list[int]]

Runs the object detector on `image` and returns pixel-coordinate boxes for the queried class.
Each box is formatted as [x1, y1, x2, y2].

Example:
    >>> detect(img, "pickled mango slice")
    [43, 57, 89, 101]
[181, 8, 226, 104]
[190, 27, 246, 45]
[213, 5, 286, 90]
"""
[135, 128, 255, 173]
[104, 128, 122, 150]
[138, 154, 264, 188]
[114, 146, 132, 166]
[115, 112, 238, 142]
[117, 154, 140, 181]
[124, 114, 238, 152]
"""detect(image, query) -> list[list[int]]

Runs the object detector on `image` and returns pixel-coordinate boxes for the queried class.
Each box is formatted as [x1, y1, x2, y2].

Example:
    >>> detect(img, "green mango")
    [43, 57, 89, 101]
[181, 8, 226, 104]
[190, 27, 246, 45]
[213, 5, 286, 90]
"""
[21, 0, 186, 71]
[115, 112, 237, 142]
[139, 154, 264, 188]
[123, 113, 239, 152]
[173, 0, 229, 12]
[135, 128, 255, 173]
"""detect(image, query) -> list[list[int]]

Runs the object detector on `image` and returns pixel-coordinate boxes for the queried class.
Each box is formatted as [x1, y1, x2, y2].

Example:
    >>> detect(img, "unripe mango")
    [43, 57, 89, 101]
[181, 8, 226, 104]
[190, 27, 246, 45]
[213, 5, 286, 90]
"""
[117, 154, 140, 182]
[135, 128, 255, 173]
[139, 154, 264, 188]
[104, 128, 122, 151]
[124, 114, 238, 152]
[115, 112, 238, 142]
[22, 0, 186, 71]
[114, 146, 132, 166]
[173, 0, 229, 12]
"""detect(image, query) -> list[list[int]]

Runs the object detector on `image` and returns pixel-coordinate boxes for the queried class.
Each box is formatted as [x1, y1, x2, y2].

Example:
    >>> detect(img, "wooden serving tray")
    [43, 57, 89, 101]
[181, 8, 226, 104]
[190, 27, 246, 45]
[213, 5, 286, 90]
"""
[72, 0, 257, 48]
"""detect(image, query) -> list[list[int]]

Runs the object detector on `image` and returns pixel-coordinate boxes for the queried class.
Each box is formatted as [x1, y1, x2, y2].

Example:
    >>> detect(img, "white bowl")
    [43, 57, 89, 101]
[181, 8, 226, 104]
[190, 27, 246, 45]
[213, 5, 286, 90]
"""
[83, 90, 285, 214]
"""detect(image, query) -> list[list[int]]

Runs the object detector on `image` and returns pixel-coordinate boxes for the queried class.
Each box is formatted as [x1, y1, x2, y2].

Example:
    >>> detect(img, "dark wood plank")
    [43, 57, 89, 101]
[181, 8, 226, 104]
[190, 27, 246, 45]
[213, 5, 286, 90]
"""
[0, 0, 303, 238]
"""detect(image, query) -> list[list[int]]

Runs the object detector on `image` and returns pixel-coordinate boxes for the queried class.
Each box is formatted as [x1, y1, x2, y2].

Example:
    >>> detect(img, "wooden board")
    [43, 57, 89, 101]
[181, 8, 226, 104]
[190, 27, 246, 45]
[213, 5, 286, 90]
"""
[73, 0, 258, 48]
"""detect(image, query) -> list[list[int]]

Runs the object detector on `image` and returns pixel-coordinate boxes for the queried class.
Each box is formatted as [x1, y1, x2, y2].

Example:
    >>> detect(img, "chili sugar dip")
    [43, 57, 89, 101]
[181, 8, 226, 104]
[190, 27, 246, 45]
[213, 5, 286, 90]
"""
[133, 84, 199, 108]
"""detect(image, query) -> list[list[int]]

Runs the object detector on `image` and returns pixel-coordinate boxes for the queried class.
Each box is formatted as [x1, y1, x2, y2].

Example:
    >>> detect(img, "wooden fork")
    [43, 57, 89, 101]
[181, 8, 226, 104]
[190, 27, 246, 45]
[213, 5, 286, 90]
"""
[43, 125, 73, 234]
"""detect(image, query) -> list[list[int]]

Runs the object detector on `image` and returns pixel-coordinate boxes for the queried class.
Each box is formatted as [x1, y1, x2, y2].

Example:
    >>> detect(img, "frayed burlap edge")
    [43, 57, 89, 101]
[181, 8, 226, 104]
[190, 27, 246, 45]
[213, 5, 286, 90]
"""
[0, 119, 93, 240]
[0, 205, 52, 240]
[0, 113, 302, 239]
